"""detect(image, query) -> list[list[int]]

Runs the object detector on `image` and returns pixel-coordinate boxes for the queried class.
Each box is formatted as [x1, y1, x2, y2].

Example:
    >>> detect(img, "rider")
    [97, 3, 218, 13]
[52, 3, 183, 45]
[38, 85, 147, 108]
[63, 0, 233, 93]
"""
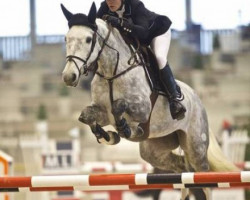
[97, 0, 186, 120]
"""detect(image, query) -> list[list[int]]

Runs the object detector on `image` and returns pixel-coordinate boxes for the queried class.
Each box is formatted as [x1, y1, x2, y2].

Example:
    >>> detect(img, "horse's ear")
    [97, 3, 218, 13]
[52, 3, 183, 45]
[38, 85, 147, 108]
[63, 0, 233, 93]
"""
[88, 2, 97, 24]
[61, 4, 73, 21]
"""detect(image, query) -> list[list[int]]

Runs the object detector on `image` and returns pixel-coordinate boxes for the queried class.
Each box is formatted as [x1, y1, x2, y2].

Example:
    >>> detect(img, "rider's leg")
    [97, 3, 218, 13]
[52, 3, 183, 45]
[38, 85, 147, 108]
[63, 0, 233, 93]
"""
[151, 29, 186, 120]
[159, 63, 186, 120]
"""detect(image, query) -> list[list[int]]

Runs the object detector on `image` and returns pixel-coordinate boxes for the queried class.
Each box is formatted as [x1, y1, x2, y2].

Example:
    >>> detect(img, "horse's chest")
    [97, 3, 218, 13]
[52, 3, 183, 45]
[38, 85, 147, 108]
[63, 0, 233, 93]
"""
[92, 86, 109, 103]
[91, 82, 123, 106]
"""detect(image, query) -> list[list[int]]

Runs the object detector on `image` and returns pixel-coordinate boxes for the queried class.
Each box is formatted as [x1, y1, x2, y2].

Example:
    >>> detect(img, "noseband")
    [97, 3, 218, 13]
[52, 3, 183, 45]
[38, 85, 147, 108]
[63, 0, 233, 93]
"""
[66, 30, 97, 76]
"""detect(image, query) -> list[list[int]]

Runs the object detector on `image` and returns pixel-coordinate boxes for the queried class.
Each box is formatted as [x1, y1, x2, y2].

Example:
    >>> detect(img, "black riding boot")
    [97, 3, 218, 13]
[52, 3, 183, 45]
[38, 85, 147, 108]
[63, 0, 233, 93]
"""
[159, 64, 186, 120]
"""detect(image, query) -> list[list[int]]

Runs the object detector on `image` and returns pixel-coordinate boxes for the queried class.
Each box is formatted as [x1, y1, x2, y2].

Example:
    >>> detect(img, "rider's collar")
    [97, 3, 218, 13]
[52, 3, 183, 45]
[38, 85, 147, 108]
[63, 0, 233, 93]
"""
[116, 4, 125, 18]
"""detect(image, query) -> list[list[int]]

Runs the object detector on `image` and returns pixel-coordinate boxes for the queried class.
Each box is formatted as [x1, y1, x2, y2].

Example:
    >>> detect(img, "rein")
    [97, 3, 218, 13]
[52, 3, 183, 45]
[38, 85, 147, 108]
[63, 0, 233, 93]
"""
[96, 63, 140, 105]
[93, 25, 142, 105]
[66, 30, 98, 76]
[66, 25, 111, 76]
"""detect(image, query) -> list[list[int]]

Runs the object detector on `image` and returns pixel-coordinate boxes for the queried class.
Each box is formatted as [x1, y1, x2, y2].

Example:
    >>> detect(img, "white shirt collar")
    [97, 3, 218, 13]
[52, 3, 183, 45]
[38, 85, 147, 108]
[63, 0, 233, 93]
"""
[116, 4, 125, 18]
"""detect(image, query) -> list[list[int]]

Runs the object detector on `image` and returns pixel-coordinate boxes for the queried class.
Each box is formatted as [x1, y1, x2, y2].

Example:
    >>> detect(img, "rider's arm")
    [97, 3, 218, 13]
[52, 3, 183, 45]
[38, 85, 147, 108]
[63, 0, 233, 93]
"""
[126, 1, 153, 40]
[120, 19, 149, 40]
[102, 15, 149, 40]
[108, 1, 151, 40]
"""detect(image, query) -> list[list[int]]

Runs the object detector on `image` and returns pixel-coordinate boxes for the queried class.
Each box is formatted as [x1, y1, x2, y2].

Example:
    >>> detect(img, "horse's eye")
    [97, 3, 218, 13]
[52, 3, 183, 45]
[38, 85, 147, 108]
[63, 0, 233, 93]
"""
[86, 37, 92, 43]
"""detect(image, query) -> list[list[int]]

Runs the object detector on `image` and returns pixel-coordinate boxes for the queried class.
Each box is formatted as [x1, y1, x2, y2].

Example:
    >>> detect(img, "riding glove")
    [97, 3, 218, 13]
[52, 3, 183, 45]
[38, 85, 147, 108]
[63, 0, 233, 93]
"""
[121, 19, 148, 39]
[103, 15, 121, 28]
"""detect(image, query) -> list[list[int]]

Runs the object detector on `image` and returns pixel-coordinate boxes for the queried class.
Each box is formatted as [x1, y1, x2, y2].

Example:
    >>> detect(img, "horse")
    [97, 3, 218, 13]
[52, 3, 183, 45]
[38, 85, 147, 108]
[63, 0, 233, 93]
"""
[60, 3, 239, 200]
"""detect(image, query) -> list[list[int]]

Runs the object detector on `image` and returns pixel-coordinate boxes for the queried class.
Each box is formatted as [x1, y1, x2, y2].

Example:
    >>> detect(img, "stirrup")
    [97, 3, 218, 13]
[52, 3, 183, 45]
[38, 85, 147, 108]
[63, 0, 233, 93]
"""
[175, 85, 184, 101]
[169, 101, 186, 120]
[172, 109, 186, 120]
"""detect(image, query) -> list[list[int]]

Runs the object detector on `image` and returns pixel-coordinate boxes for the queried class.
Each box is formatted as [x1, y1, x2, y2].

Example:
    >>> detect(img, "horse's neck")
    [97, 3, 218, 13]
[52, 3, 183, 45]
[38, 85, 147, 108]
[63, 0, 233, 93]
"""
[96, 19, 132, 76]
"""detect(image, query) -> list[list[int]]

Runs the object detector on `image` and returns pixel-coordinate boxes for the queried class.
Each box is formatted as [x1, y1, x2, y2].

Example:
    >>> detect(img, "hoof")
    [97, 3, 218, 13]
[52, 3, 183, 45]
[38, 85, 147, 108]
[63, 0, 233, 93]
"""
[118, 126, 131, 138]
[97, 131, 121, 145]
[78, 113, 84, 123]
[108, 131, 121, 144]
[136, 126, 144, 137]
[116, 118, 131, 138]
[95, 124, 110, 142]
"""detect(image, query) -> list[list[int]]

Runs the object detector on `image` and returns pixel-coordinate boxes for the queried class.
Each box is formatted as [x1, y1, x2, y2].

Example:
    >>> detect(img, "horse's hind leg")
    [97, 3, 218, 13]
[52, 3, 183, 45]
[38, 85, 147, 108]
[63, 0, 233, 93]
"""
[139, 133, 186, 172]
[79, 105, 120, 145]
[179, 108, 210, 172]
[190, 188, 207, 200]
[178, 108, 210, 200]
[181, 189, 189, 200]
[179, 131, 210, 200]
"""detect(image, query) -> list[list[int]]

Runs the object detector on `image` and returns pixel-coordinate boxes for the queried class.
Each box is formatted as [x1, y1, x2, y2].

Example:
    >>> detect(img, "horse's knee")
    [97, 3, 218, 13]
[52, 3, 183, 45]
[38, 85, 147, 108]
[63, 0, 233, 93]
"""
[79, 105, 101, 124]
[112, 99, 128, 116]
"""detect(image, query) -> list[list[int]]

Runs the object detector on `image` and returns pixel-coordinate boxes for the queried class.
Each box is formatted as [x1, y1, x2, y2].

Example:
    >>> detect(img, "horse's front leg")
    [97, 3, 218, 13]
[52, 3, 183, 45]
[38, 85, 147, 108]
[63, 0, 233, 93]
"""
[78, 105, 120, 145]
[111, 99, 131, 138]
[112, 97, 151, 139]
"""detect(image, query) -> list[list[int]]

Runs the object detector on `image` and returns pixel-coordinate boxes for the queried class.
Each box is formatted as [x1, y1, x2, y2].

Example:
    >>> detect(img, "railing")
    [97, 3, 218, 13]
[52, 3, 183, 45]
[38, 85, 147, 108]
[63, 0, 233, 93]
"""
[0, 36, 31, 61]
[221, 129, 249, 163]
[0, 29, 242, 62]
[177, 29, 241, 55]
[200, 29, 241, 55]
[36, 35, 64, 44]
[0, 35, 64, 62]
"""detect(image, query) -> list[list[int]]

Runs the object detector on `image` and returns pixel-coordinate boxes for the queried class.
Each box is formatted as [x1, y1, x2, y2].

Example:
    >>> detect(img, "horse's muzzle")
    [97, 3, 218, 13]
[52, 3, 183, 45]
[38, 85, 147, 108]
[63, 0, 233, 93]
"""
[62, 73, 78, 87]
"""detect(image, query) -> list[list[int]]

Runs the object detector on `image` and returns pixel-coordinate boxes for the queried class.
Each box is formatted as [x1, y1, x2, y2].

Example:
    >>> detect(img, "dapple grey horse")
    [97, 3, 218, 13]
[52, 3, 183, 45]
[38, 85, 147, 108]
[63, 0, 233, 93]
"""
[61, 3, 238, 200]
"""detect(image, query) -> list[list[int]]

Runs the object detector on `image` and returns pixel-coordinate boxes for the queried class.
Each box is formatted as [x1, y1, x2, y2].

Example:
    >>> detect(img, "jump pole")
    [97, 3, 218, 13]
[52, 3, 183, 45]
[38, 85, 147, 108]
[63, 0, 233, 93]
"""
[1, 172, 250, 187]
[1, 182, 250, 192]
[1, 172, 250, 192]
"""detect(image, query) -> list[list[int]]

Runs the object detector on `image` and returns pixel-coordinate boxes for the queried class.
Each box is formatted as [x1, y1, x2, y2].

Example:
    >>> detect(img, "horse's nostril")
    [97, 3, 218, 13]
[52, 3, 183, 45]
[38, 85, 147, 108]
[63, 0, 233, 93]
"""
[72, 73, 77, 82]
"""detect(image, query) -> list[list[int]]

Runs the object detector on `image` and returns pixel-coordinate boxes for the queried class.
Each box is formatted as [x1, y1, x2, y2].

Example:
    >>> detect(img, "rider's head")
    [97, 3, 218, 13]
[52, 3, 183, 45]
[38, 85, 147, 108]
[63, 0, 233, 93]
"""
[105, 0, 124, 12]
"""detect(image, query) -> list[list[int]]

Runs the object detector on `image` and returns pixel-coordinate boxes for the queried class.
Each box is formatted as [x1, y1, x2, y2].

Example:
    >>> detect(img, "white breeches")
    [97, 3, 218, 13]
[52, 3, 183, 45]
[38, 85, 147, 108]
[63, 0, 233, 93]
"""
[150, 28, 171, 69]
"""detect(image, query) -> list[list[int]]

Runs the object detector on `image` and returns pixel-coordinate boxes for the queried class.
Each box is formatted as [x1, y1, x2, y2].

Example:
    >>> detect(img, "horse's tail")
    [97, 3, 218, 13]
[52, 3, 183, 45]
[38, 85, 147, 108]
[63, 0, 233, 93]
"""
[208, 129, 240, 172]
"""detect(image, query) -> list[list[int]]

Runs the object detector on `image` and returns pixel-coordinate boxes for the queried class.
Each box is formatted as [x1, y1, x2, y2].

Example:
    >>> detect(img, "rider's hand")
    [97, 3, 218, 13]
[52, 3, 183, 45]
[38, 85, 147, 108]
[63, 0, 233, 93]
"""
[103, 15, 121, 28]
[121, 19, 133, 33]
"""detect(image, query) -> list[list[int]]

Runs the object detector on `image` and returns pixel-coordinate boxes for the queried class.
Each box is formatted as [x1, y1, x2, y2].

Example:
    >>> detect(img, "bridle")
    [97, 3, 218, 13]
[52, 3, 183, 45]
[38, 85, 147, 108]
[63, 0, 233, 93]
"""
[66, 28, 100, 76]
[65, 23, 141, 105]
[64, 22, 158, 141]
